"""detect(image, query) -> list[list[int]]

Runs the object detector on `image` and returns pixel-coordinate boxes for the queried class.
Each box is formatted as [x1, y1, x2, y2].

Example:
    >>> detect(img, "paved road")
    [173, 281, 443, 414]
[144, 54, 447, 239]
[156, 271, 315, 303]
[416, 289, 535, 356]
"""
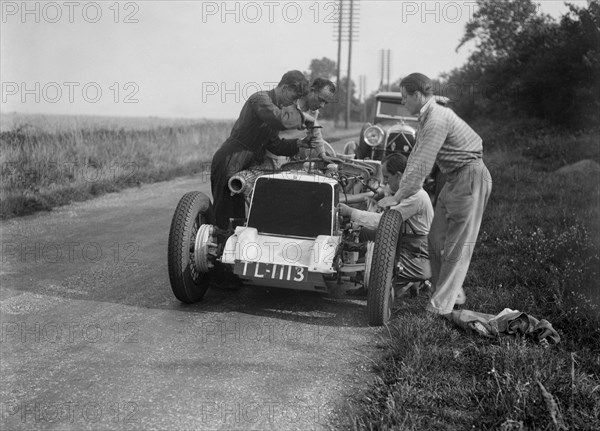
[1, 175, 382, 430]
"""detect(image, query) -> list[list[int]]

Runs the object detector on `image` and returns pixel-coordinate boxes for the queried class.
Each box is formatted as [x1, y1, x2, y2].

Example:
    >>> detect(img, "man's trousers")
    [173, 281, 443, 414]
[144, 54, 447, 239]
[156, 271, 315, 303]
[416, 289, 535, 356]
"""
[426, 159, 492, 315]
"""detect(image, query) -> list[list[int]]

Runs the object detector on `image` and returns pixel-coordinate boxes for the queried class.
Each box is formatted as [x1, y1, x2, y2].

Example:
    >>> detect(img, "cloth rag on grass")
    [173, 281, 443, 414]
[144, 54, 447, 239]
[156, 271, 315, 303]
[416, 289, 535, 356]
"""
[448, 308, 560, 345]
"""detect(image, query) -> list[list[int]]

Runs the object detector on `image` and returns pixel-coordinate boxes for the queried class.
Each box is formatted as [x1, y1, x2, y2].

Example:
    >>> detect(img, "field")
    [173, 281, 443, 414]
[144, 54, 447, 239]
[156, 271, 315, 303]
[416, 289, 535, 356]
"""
[0, 113, 359, 219]
[1, 113, 598, 429]
[0, 113, 231, 218]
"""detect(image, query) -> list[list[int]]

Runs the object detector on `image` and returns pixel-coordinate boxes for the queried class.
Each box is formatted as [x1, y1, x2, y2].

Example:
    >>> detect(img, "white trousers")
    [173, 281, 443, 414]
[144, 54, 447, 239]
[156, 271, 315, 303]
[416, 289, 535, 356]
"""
[427, 159, 492, 315]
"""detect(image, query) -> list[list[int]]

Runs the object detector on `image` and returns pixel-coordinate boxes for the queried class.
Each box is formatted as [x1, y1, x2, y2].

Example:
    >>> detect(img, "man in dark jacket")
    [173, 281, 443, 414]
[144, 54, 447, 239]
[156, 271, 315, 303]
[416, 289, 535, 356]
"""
[210, 70, 314, 229]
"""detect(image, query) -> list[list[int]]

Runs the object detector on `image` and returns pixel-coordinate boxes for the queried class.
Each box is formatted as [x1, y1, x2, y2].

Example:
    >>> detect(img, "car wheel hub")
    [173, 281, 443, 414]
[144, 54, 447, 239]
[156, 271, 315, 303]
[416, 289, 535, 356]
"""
[193, 224, 217, 273]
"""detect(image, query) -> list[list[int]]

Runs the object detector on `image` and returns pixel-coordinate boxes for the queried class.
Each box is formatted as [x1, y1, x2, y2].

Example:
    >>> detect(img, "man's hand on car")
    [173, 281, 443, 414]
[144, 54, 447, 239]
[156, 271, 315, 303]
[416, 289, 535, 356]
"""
[297, 137, 333, 162]
[337, 203, 353, 218]
[297, 136, 316, 149]
[302, 112, 316, 126]
[365, 196, 381, 212]
[377, 196, 399, 209]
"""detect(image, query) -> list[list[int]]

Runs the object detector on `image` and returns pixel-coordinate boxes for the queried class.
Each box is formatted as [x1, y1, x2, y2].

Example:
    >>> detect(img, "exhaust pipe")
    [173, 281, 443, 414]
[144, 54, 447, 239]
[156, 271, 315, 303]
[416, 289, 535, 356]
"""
[227, 169, 263, 198]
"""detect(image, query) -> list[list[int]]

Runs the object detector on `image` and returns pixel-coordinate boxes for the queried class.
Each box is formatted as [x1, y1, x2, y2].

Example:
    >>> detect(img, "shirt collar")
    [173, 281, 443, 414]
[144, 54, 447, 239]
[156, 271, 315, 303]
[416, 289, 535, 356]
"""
[418, 97, 436, 121]
[419, 97, 435, 121]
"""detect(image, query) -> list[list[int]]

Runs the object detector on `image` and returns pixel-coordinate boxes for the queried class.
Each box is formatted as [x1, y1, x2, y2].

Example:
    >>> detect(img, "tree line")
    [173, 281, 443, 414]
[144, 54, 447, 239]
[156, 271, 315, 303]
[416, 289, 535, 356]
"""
[308, 0, 599, 130]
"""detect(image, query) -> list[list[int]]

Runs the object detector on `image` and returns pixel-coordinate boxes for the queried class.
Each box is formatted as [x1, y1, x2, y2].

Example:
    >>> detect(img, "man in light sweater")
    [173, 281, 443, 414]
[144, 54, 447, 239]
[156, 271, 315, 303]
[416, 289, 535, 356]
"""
[377, 73, 492, 316]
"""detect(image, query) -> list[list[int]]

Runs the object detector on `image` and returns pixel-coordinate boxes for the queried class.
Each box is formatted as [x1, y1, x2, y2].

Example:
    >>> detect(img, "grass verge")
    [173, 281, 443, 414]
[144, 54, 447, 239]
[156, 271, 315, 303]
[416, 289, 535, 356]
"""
[344, 120, 600, 430]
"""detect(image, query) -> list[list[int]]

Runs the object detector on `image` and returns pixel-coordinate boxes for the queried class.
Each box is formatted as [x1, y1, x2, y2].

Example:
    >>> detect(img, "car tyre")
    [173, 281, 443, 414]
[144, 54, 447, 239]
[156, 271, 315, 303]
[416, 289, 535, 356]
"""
[367, 209, 402, 326]
[168, 191, 214, 303]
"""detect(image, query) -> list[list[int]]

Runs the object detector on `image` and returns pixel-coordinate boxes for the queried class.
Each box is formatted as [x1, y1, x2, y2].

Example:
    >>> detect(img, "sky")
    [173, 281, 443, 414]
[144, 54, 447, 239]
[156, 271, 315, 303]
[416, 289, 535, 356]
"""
[0, 0, 589, 119]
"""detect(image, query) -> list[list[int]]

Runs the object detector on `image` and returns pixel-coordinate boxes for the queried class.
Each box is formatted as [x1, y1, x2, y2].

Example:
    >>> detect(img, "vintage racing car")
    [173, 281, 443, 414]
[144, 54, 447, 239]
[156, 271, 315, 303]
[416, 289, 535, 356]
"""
[167, 156, 413, 326]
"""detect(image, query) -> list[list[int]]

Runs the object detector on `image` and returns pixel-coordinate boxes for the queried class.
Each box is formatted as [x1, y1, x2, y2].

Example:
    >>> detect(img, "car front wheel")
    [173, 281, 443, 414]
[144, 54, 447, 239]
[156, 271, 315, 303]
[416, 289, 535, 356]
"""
[167, 191, 215, 303]
[367, 209, 403, 326]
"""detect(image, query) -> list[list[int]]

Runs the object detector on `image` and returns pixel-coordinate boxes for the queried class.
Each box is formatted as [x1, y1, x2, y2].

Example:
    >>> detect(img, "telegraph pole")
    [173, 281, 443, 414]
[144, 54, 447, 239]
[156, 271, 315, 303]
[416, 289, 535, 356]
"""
[379, 49, 391, 91]
[335, 0, 342, 125]
[379, 50, 384, 91]
[345, 0, 353, 129]
[387, 49, 391, 91]
[333, 0, 360, 128]
[359, 74, 367, 122]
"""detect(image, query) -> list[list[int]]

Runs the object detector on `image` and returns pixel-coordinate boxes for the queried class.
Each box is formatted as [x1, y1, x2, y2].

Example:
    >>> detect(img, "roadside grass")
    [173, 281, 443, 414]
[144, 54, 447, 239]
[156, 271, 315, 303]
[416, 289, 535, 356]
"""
[0, 113, 361, 219]
[346, 121, 600, 430]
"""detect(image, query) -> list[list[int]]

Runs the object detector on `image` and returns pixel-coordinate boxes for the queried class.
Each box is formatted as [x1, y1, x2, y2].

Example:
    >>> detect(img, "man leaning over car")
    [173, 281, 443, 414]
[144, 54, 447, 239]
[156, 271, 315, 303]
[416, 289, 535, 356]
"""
[210, 70, 316, 230]
[377, 73, 492, 317]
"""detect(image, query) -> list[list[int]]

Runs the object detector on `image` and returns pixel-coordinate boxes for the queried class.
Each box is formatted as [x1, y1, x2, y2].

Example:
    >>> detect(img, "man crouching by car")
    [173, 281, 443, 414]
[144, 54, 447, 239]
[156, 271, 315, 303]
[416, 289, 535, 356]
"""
[210, 70, 317, 230]
[338, 153, 434, 295]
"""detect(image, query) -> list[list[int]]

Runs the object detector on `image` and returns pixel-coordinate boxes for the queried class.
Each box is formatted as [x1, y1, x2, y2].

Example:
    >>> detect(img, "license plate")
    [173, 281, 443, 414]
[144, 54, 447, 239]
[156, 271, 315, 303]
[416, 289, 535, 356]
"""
[234, 262, 308, 283]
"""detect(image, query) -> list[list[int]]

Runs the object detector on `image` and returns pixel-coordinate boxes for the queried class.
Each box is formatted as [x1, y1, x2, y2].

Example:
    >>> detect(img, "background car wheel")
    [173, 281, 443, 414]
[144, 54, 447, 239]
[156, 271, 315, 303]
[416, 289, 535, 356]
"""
[367, 209, 403, 326]
[168, 191, 214, 303]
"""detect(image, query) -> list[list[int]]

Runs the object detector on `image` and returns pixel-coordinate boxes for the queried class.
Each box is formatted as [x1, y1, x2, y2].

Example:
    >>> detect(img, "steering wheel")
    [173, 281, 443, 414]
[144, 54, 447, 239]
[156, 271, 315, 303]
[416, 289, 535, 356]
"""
[323, 141, 337, 158]
[280, 158, 331, 172]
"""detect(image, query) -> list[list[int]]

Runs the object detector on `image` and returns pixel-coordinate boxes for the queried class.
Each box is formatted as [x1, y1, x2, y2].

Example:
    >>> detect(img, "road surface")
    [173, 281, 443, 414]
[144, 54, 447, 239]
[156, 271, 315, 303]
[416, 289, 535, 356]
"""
[1, 175, 383, 431]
